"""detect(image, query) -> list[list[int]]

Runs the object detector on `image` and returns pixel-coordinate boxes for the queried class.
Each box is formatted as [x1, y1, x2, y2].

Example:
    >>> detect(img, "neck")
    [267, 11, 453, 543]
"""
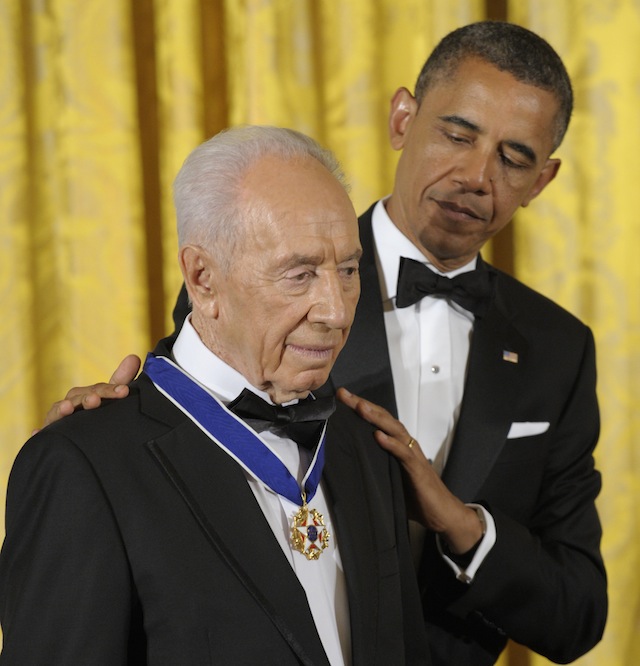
[384, 197, 480, 273]
[189, 312, 311, 405]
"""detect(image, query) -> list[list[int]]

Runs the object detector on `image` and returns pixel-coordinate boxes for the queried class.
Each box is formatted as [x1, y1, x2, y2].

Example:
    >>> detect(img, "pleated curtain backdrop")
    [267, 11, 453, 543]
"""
[509, 3, 640, 666]
[1, 1, 639, 664]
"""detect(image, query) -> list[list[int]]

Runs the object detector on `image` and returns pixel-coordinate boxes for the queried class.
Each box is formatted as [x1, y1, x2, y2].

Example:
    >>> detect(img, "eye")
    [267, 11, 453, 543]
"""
[445, 131, 471, 145]
[287, 270, 314, 283]
[340, 265, 359, 277]
[499, 150, 529, 170]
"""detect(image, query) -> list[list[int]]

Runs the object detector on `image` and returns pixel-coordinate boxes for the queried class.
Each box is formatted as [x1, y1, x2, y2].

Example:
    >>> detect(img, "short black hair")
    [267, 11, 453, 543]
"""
[414, 21, 573, 150]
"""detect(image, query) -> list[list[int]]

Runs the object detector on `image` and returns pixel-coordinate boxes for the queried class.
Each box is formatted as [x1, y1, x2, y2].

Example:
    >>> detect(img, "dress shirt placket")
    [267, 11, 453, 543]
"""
[417, 297, 455, 476]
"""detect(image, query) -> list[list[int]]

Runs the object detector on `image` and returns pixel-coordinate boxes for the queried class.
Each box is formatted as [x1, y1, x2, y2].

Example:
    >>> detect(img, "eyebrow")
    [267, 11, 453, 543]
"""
[277, 250, 362, 272]
[439, 114, 538, 165]
[440, 114, 480, 133]
[503, 140, 537, 165]
[342, 250, 363, 263]
[277, 254, 323, 271]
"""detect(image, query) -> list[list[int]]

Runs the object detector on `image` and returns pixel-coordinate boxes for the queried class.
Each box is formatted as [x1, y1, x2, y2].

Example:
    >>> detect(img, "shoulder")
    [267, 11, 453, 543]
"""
[31, 374, 184, 462]
[491, 265, 591, 339]
[326, 402, 395, 473]
[327, 400, 376, 439]
[357, 202, 377, 226]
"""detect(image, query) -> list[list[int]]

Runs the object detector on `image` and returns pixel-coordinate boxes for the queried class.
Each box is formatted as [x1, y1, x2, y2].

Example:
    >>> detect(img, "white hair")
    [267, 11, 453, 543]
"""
[173, 125, 349, 271]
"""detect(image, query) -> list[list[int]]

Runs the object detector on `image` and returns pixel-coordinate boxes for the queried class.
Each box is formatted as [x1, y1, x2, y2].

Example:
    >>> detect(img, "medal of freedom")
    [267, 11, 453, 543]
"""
[291, 492, 330, 560]
[144, 354, 332, 561]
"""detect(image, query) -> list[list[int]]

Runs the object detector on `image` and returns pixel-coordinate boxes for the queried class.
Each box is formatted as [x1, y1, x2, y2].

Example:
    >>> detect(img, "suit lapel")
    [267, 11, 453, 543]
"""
[331, 205, 398, 416]
[322, 418, 379, 665]
[442, 277, 527, 501]
[137, 378, 330, 666]
[332, 220, 527, 502]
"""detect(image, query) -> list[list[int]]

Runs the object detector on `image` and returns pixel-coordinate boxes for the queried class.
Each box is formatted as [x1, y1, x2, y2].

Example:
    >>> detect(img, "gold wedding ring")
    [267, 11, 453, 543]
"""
[407, 437, 415, 449]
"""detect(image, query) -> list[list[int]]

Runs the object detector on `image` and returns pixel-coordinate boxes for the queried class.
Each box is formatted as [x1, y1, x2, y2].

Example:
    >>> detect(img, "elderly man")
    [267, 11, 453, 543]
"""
[38, 21, 608, 666]
[0, 127, 430, 665]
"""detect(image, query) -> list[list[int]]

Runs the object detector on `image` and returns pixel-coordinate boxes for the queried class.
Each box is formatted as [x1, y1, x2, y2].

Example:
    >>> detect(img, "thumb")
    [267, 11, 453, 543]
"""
[109, 354, 142, 385]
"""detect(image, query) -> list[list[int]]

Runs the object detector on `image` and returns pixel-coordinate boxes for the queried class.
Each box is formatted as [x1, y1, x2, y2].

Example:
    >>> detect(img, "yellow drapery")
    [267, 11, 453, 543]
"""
[509, 3, 640, 666]
[1, 2, 638, 664]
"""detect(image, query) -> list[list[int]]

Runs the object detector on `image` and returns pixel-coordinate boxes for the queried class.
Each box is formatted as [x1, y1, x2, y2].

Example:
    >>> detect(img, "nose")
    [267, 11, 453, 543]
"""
[454, 149, 494, 194]
[308, 271, 354, 330]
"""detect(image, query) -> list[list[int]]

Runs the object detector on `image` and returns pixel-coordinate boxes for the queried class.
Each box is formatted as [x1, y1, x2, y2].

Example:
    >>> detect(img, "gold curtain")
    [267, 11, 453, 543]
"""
[508, 2, 640, 665]
[2, 2, 638, 665]
[1, 0, 150, 503]
[0, 0, 482, 518]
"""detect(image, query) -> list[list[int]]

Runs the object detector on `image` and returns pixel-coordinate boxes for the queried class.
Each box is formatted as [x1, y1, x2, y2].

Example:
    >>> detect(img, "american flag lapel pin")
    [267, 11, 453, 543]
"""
[503, 350, 519, 364]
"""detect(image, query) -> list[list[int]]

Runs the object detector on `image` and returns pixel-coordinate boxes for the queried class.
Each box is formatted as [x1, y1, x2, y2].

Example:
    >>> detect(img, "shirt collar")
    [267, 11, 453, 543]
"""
[172, 315, 279, 405]
[371, 198, 478, 301]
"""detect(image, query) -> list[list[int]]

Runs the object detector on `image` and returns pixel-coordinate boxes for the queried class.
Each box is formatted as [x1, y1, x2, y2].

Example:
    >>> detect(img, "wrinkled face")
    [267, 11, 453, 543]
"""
[200, 155, 361, 404]
[386, 57, 562, 271]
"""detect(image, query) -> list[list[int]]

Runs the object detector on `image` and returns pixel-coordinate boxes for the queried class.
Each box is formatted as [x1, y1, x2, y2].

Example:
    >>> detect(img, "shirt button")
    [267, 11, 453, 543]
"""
[431, 365, 440, 374]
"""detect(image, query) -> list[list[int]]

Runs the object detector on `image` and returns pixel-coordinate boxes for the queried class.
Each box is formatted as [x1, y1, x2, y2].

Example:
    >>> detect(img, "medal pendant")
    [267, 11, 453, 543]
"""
[291, 494, 330, 560]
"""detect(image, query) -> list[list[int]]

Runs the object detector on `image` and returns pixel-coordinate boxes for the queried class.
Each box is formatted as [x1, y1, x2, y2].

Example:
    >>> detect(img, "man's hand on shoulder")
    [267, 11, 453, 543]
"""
[35, 354, 142, 434]
[337, 387, 484, 555]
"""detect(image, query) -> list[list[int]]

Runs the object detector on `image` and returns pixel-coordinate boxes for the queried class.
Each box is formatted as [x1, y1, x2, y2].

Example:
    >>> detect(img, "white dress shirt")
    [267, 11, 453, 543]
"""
[371, 199, 496, 582]
[172, 317, 351, 665]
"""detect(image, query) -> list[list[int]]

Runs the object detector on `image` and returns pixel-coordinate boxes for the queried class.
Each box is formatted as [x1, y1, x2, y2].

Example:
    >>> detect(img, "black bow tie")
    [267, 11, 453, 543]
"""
[395, 257, 494, 317]
[227, 389, 336, 450]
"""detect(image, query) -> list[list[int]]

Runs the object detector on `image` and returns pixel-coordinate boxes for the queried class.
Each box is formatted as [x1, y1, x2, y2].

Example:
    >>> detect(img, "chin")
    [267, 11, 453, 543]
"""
[288, 370, 331, 396]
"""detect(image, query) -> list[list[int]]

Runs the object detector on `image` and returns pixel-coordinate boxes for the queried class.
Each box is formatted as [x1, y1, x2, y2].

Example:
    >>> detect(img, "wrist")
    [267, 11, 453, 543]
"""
[443, 505, 486, 555]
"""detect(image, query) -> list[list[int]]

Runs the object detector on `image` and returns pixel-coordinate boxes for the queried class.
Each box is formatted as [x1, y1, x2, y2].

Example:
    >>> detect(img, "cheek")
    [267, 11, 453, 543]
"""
[346, 293, 360, 323]
[260, 320, 294, 367]
[412, 149, 454, 195]
[491, 187, 527, 228]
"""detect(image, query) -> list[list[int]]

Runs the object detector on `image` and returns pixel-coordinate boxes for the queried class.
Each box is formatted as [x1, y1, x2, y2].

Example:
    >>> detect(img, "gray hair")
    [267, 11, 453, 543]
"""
[173, 125, 349, 271]
[414, 21, 573, 151]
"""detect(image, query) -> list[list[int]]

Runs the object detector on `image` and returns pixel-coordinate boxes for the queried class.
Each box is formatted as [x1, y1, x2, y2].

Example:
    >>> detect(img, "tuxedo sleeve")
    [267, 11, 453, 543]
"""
[440, 327, 606, 663]
[0, 432, 138, 665]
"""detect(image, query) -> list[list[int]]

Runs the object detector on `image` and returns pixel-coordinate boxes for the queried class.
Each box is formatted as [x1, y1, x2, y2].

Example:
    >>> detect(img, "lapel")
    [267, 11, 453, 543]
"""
[136, 373, 330, 666]
[330, 204, 398, 416]
[442, 272, 528, 501]
[322, 416, 380, 665]
[330, 218, 529, 501]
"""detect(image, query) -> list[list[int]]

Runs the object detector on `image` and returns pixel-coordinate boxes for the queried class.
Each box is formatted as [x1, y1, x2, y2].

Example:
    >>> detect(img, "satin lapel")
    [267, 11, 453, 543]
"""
[137, 381, 329, 666]
[442, 280, 527, 502]
[331, 205, 398, 416]
[322, 420, 378, 665]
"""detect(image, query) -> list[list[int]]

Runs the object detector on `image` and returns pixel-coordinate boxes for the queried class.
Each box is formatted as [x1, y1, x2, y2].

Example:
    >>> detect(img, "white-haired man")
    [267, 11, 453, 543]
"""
[0, 127, 430, 665]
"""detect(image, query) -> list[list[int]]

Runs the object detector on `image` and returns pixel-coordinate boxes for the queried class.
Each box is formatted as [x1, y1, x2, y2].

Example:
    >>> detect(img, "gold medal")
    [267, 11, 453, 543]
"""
[291, 492, 330, 560]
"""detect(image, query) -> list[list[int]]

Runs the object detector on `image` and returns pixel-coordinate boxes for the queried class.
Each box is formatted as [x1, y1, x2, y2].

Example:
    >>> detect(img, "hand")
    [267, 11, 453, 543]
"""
[337, 387, 484, 555]
[35, 355, 142, 434]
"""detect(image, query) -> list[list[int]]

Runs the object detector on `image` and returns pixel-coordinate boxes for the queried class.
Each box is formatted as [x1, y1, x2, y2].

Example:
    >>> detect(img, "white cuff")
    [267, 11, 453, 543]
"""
[437, 504, 497, 584]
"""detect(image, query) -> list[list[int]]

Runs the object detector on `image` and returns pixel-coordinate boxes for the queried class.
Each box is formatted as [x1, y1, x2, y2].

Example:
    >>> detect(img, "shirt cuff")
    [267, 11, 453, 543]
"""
[436, 503, 496, 584]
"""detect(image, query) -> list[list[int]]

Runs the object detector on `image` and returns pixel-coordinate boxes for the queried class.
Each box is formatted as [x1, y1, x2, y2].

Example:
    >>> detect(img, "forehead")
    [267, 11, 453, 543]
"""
[239, 154, 359, 256]
[421, 58, 559, 150]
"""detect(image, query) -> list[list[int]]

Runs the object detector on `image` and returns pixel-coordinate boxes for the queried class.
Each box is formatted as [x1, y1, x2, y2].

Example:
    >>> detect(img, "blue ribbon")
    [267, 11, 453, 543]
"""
[143, 353, 325, 505]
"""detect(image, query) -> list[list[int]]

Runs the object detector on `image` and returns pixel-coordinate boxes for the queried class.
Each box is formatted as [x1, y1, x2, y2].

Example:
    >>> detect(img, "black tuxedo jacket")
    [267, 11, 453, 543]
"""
[151, 202, 607, 665]
[0, 338, 430, 665]
[328, 204, 607, 665]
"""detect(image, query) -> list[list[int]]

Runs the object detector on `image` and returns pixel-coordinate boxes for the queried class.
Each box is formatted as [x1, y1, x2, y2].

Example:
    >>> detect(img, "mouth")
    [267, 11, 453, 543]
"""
[286, 344, 337, 363]
[435, 199, 487, 223]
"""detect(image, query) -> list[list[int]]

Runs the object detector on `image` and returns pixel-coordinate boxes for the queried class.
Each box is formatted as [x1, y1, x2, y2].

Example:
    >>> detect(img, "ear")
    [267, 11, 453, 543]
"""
[521, 158, 561, 207]
[389, 87, 419, 151]
[179, 244, 219, 318]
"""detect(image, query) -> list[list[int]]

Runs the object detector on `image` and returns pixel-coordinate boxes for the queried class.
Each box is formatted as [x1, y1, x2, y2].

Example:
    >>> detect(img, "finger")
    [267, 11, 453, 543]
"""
[42, 382, 131, 428]
[374, 429, 426, 465]
[62, 382, 127, 404]
[42, 398, 77, 427]
[109, 354, 141, 385]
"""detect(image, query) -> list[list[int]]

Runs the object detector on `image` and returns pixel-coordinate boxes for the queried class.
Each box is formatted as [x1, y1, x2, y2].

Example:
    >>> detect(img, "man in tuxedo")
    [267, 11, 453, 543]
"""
[0, 127, 430, 664]
[39, 21, 607, 665]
